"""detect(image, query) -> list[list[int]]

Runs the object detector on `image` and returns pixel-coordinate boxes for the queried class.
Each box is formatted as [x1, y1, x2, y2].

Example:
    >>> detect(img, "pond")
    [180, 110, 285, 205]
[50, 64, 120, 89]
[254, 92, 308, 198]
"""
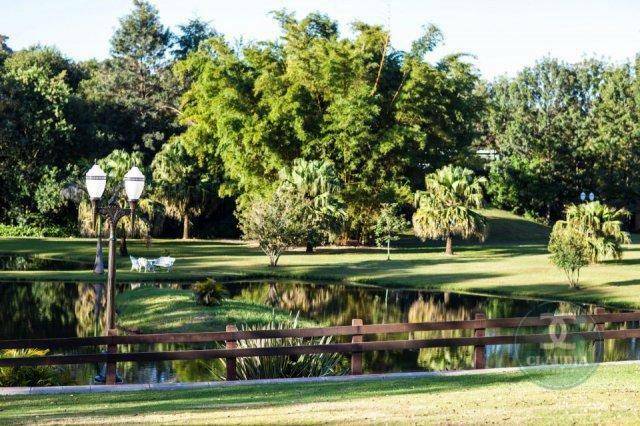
[0, 254, 92, 271]
[1, 280, 638, 385]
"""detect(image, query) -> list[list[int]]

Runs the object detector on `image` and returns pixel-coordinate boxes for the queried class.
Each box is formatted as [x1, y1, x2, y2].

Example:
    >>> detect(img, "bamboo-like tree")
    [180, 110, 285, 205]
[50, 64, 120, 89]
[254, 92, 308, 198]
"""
[553, 201, 630, 262]
[413, 165, 487, 255]
[152, 139, 214, 239]
[279, 158, 345, 252]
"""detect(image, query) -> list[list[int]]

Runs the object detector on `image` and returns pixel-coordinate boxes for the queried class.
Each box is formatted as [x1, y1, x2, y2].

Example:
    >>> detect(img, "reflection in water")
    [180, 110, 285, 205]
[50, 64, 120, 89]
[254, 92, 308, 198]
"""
[0, 280, 638, 384]
[0, 254, 92, 271]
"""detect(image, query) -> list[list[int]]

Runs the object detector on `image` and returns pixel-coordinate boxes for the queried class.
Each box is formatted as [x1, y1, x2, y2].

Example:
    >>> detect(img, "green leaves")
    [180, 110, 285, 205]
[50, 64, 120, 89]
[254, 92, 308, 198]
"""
[413, 166, 487, 254]
[176, 13, 483, 241]
[556, 201, 630, 263]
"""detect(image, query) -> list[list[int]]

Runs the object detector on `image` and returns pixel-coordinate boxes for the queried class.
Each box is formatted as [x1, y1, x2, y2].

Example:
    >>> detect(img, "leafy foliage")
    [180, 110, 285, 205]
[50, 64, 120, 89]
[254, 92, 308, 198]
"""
[413, 165, 488, 254]
[152, 138, 219, 239]
[279, 158, 345, 251]
[374, 203, 409, 260]
[548, 226, 590, 288]
[192, 279, 229, 306]
[207, 314, 347, 380]
[176, 12, 484, 240]
[554, 201, 630, 263]
[485, 58, 640, 222]
[238, 188, 307, 266]
[0, 349, 72, 386]
[0, 224, 67, 237]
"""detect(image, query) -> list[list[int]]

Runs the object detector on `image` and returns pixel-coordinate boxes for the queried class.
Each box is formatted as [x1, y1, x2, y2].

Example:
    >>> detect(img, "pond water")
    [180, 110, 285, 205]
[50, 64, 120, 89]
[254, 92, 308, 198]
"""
[1, 280, 639, 385]
[0, 254, 92, 271]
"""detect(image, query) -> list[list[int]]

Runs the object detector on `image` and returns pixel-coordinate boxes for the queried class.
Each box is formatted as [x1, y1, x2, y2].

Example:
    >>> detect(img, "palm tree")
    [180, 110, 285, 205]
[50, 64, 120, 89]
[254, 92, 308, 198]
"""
[279, 158, 345, 252]
[152, 139, 214, 239]
[413, 165, 487, 255]
[555, 201, 630, 262]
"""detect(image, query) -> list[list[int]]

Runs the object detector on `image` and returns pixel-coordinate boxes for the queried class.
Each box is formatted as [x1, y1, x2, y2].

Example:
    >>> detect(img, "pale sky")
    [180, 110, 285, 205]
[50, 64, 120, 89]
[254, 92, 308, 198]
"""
[2, 0, 639, 79]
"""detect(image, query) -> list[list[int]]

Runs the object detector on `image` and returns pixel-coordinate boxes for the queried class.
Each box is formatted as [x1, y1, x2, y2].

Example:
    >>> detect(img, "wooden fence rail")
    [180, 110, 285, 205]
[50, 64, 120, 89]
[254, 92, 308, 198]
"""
[1, 310, 639, 385]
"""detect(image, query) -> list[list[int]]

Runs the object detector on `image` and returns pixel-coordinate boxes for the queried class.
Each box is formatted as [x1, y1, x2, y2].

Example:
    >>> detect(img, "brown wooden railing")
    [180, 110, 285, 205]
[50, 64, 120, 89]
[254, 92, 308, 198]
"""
[1, 309, 639, 385]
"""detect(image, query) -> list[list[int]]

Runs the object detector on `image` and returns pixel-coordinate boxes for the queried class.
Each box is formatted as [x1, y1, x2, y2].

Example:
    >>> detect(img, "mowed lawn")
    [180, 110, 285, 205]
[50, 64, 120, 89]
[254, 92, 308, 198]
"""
[0, 209, 639, 308]
[1, 363, 639, 425]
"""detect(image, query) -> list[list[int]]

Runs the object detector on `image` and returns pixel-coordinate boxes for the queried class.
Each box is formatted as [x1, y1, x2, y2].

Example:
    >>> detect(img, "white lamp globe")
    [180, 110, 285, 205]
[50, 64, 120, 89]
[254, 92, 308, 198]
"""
[124, 166, 145, 201]
[85, 164, 107, 200]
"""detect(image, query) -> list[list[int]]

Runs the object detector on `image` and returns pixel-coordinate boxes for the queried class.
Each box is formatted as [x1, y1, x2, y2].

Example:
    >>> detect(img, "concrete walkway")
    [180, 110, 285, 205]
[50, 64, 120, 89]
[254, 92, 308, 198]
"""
[2, 359, 639, 396]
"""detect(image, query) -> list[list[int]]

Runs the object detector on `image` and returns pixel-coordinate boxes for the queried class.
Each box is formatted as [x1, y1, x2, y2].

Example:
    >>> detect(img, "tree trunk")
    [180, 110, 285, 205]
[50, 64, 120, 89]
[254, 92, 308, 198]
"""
[445, 233, 453, 255]
[119, 231, 128, 257]
[386, 239, 391, 261]
[306, 241, 314, 253]
[182, 213, 189, 240]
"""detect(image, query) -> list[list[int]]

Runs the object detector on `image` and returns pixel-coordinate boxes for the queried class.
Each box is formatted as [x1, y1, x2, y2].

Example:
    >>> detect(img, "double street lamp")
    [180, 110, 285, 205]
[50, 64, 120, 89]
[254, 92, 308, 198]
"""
[85, 164, 145, 333]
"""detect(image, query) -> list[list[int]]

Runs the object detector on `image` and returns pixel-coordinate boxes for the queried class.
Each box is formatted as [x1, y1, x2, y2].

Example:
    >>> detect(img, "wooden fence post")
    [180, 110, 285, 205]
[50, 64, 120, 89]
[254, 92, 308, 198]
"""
[106, 329, 117, 385]
[473, 312, 486, 369]
[594, 307, 605, 363]
[351, 319, 363, 375]
[226, 324, 238, 381]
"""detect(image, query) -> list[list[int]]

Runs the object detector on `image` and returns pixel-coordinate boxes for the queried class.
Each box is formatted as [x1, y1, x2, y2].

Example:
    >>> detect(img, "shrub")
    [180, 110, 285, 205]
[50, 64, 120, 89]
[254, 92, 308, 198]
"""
[238, 188, 307, 266]
[0, 224, 68, 237]
[0, 349, 73, 387]
[206, 315, 347, 380]
[193, 279, 229, 306]
[548, 226, 590, 288]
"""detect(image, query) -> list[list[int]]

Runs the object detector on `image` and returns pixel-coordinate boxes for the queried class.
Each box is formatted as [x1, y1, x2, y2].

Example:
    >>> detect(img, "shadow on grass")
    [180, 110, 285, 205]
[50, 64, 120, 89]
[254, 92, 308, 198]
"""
[0, 370, 554, 423]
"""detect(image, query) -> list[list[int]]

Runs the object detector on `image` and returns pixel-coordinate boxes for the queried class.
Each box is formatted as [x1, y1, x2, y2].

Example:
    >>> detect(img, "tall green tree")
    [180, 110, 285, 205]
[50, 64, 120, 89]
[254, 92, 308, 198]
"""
[173, 18, 218, 60]
[0, 47, 81, 225]
[413, 165, 487, 255]
[152, 138, 218, 239]
[176, 12, 484, 241]
[82, 0, 177, 156]
[485, 57, 640, 222]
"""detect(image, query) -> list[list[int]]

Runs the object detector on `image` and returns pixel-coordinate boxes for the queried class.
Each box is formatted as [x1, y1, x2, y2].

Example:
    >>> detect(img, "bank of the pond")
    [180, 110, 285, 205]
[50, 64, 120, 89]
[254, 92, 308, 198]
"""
[2, 363, 639, 424]
[0, 236, 639, 310]
[117, 286, 316, 333]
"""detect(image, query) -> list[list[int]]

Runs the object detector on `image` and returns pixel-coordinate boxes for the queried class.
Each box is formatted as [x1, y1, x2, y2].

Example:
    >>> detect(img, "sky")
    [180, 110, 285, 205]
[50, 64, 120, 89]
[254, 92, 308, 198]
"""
[2, 0, 639, 79]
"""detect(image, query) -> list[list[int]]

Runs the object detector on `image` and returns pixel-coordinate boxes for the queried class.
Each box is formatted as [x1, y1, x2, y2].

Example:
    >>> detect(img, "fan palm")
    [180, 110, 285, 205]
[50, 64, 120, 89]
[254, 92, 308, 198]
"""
[152, 139, 214, 239]
[413, 165, 487, 255]
[554, 201, 630, 262]
[279, 158, 345, 252]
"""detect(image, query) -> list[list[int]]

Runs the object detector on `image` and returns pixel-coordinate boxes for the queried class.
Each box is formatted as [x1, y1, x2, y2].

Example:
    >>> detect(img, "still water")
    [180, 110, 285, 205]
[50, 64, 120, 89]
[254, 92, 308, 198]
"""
[0, 254, 92, 271]
[1, 280, 638, 384]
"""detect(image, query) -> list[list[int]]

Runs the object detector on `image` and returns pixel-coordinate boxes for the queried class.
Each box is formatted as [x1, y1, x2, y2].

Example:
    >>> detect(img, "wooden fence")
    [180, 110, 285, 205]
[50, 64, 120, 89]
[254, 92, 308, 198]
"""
[1, 308, 640, 385]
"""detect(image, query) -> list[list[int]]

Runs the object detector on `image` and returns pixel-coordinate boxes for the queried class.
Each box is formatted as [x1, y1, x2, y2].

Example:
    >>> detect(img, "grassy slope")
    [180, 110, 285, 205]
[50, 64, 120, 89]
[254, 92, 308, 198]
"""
[1, 209, 639, 308]
[1, 363, 639, 425]
[117, 287, 314, 333]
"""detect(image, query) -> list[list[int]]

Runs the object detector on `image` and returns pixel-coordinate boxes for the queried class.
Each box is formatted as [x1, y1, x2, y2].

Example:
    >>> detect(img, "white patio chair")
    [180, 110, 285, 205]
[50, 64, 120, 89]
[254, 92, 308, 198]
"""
[154, 256, 175, 272]
[130, 256, 141, 272]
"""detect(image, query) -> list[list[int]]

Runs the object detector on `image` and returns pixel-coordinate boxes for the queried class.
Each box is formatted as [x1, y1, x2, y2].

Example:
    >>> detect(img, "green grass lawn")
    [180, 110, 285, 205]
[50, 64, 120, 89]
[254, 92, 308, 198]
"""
[1, 363, 639, 424]
[1, 209, 639, 308]
[117, 286, 315, 333]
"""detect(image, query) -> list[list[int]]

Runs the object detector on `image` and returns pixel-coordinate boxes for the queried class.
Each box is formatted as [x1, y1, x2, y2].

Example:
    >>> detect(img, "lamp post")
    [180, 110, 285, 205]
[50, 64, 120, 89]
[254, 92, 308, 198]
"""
[85, 164, 145, 333]
[580, 192, 595, 203]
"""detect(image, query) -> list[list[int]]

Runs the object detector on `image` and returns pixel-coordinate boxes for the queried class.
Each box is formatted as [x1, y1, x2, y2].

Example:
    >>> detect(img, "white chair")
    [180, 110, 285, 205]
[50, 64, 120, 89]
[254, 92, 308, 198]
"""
[154, 256, 175, 272]
[130, 256, 141, 272]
